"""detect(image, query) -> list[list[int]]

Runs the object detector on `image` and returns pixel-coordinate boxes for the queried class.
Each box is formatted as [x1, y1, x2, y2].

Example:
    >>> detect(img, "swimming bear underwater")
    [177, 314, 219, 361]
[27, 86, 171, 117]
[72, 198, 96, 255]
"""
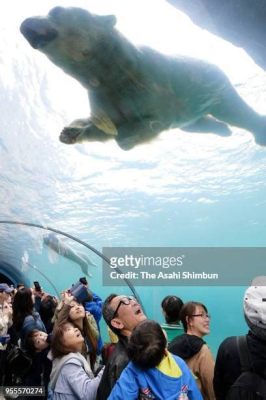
[20, 6, 266, 150]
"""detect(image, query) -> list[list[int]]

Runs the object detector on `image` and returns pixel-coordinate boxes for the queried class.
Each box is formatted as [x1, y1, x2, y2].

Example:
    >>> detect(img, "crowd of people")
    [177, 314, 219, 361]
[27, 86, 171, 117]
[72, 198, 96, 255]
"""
[0, 276, 266, 399]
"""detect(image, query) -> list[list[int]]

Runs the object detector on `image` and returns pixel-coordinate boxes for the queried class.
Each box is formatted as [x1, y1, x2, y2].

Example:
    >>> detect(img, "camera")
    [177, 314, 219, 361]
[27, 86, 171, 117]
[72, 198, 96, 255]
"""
[69, 282, 92, 303]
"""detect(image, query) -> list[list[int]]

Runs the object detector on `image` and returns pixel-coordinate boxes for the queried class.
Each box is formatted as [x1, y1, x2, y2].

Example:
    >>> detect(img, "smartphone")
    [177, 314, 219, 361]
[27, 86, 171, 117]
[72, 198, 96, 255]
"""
[34, 281, 42, 292]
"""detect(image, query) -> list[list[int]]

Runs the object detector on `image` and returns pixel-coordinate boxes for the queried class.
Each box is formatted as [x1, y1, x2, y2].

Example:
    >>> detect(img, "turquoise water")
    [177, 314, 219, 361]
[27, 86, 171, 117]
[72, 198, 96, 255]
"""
[1, 0, 266, 355]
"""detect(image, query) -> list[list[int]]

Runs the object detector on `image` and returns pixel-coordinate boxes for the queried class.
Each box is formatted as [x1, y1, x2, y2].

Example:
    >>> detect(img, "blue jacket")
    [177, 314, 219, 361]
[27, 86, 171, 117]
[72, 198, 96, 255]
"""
[108, 353, 203, 400]
[85, 292, 103, 353]
[85, 293, 103, 324]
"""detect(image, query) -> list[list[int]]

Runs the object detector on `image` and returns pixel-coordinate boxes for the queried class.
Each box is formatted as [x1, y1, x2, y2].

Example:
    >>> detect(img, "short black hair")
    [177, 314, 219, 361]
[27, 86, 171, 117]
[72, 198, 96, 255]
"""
[161, 295, 183, 324]
[39, 295, 57, 321]
[16, 283, 25, 289]
[127, 320, 166, 369]
[102, 293, 122, 337]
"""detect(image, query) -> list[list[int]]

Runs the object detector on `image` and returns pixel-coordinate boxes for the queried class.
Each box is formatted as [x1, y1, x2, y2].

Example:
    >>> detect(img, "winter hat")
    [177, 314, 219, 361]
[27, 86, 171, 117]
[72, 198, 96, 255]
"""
[244, 276, 266, 340]
[0, 283, 12, 293]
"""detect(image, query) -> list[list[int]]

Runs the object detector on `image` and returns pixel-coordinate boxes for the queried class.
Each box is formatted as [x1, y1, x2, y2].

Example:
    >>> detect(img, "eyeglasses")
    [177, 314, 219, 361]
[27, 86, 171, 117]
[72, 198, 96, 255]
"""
[191, 313, 211, 319]
[111, 296, 136, 319]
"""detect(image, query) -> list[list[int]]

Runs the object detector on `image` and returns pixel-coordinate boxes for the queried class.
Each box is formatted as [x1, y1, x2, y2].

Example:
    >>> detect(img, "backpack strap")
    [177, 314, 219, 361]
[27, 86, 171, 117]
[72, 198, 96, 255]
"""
[237, 335, 253, 372]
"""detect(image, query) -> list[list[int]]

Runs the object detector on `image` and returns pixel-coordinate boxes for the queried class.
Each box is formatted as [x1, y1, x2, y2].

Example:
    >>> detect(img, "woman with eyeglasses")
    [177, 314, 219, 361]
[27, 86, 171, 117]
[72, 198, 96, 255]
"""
[168, 301, 215, 400]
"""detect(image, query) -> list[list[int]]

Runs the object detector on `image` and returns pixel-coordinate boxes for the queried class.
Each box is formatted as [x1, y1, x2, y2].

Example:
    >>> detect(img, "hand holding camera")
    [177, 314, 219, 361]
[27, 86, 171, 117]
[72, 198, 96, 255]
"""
[63, 293, 75, 305]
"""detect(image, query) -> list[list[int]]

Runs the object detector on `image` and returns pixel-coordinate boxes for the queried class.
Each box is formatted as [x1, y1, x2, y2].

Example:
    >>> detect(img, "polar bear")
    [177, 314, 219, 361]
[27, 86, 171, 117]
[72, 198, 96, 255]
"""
[20, 6, 266, 150]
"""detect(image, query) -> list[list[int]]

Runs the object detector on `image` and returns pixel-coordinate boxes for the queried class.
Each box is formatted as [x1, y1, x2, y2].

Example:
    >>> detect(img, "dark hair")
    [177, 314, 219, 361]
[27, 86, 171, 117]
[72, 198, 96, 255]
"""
[180, 301, 208, 332]
[51, 323, 79, 358]
[161, 295, 183, 324]
[39, 295, 57, 333]
[40, 295, 57, 321]
[128, 320, 166, 369]
[24, 329, 40, 355]
[102, 294, 122, 336]
[12, 288, 34, 331]
[16, 283, 25, 290]
[82, 310, 97, 367]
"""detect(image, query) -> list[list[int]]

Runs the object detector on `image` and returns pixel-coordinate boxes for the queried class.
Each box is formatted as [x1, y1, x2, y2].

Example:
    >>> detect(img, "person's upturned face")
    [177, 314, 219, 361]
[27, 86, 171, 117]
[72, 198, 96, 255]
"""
[187, 305, 210, 337]
[62, 323, 84, 351]
[110, 295, 146, 334]
[69, 301, 85, 321]
[33, 331, 49, 351]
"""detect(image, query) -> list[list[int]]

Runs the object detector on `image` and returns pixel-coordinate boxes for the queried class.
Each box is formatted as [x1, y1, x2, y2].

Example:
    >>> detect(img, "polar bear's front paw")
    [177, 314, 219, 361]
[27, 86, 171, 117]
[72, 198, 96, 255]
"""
[59, 127, 83, 144]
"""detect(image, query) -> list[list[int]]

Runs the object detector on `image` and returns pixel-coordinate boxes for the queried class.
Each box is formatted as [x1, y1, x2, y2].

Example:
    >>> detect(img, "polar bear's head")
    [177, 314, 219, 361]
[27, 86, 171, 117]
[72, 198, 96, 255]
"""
[20, 7, 117, 84]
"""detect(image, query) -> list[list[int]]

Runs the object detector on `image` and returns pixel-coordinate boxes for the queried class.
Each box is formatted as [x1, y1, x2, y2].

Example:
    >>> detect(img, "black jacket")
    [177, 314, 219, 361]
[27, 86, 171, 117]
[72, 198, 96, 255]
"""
[168, 333, 206, 359]
[214, 331, 266, 399]
[96, 336, 129, 400]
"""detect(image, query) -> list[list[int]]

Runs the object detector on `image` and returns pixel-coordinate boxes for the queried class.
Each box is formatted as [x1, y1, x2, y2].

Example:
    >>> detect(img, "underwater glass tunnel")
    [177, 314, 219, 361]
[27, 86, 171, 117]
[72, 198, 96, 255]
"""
[1, 0, 266, 355]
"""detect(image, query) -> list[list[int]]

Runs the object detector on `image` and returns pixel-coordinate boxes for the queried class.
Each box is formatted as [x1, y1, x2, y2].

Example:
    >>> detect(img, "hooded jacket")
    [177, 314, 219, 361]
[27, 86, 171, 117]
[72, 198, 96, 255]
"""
[50, 352, 103, 400]
[168, 334, 215, 400]
[108, 352, 203, 400]
[214, 331, 266, 399]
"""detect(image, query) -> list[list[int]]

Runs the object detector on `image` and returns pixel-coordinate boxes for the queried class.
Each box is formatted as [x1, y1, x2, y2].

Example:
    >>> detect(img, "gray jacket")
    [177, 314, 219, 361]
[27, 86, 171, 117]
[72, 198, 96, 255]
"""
[50, 352, 103, 400]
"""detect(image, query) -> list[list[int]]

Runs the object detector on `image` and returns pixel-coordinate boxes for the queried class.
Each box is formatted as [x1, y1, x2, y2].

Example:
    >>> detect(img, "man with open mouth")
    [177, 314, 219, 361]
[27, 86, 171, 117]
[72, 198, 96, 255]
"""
[96, 294, 146, 400]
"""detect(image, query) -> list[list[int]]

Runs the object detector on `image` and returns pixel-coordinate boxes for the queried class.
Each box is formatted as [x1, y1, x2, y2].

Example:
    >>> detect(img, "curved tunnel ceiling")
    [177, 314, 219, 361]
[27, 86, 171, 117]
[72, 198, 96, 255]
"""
[0, 221, 142, 306]
[0, 262, 28, 286]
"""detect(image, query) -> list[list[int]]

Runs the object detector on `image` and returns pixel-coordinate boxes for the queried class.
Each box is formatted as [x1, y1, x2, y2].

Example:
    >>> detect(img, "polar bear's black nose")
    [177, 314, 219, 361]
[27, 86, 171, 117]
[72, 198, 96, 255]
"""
[20, 18, 58, 49]
[49, 7, 65, 19]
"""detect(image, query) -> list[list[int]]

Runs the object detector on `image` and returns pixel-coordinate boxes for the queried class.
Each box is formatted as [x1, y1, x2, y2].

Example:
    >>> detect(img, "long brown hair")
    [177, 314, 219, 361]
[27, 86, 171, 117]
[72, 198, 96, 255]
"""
[55, 301, 97, 367]
[82, 314, 97, 367]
